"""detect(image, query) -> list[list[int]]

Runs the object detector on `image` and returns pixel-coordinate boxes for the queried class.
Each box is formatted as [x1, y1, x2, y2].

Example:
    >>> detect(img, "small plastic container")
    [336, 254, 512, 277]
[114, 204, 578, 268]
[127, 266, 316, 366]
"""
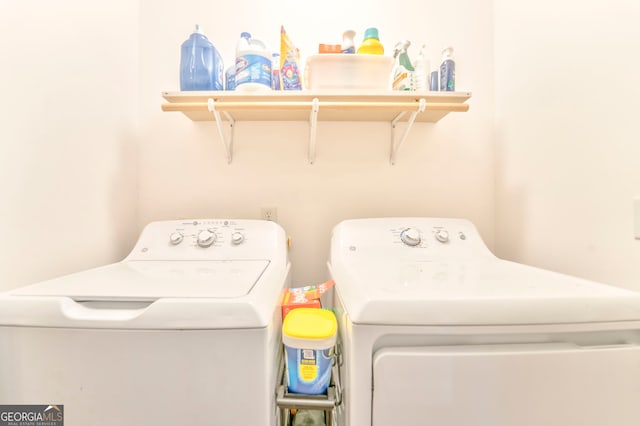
[305, 54, 394, 90]
[430, 70, 439, 91]
[271, 53, 281, 90]
[225, 65, 236, 90]
[283, 308, 337, 395]
[342, 30, 356, 54]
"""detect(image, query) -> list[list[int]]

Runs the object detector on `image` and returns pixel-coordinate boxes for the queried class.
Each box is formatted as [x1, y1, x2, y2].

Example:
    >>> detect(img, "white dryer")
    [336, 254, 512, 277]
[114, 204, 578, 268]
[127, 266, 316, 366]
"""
[0, 219, 290, 426]
[329, 217, 640, 426]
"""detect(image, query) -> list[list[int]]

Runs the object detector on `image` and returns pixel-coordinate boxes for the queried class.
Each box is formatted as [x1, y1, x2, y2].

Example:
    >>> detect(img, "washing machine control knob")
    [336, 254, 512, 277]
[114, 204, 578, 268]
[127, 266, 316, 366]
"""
[169, 232, 184, 245]
[231, 231, 245, 245]
[197, 229, 216, 247]
[400, 228, 421, 246]
[435, 229, 450, 243]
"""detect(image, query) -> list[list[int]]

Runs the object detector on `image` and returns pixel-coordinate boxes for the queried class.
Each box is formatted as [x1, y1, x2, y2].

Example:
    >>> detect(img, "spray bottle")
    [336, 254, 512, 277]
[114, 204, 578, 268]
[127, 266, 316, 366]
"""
[413, 44, 430, 91]
[439, 46, 455, 91]
[392, 40, 415, 91]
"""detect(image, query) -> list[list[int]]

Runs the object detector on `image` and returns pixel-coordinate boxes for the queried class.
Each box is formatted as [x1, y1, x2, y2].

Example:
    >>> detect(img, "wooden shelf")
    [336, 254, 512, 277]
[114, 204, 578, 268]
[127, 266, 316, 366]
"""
[161, 90, 471, 123]
[160, 90, 471, 164]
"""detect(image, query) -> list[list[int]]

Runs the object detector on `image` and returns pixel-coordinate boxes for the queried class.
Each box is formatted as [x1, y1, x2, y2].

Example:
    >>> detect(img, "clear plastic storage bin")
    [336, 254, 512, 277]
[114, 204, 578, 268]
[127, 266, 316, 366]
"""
[305, 54, 394, 90]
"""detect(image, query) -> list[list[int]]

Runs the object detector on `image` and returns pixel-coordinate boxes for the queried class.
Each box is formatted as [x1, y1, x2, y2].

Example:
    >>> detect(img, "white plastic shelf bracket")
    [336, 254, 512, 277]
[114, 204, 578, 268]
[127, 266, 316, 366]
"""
[309, 97, 320, 164]
[207, 98, 236, 164]
[390, 98, 426, 165]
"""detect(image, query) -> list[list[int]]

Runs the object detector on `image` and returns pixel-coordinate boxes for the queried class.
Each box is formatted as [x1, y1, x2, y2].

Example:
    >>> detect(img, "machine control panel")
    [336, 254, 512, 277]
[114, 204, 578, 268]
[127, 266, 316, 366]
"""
[126, 219, 285, 261]
[163, 221, 245, 249]
[331, 218, 493, 261]
[396, 226, 460, 247]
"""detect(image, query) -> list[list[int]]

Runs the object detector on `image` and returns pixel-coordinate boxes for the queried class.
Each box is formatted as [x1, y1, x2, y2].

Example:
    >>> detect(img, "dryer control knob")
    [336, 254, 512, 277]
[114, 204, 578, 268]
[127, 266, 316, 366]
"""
[197, 230, 216, 247]
[169, 232, 184, 245]
[435, 229, 450, 243]
[231, 232, 245, 245]
[400, 228, 421, 246]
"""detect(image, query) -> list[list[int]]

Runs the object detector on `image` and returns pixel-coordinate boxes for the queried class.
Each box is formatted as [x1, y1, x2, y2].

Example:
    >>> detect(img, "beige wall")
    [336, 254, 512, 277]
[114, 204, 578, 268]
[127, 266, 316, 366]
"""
[138, 0, 495, 285]
[493, 0, 640, 290]
[0, 1, 139, 289]
[8, 0, 638, 294]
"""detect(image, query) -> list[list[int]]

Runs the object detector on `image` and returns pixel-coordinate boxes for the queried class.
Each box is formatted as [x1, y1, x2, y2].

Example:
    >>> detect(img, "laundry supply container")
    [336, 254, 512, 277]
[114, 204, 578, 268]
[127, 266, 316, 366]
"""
[305, 54, 394, 90]
[283, 308, 337, 395]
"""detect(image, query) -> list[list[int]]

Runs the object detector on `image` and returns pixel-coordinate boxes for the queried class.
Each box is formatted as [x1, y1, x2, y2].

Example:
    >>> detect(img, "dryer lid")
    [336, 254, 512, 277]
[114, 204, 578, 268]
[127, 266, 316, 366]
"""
[9, 260, 270, 300]
[330, 258, 640, 326]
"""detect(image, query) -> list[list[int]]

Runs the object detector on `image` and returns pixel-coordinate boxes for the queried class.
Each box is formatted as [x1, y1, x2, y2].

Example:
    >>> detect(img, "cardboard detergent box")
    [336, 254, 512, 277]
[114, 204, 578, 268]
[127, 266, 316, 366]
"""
[281, 280, 335, 319]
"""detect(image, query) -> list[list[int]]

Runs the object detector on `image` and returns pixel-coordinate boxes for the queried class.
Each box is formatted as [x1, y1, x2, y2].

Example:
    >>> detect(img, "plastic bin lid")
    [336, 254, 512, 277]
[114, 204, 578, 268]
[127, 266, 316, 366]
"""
[283, 308, 337, 340]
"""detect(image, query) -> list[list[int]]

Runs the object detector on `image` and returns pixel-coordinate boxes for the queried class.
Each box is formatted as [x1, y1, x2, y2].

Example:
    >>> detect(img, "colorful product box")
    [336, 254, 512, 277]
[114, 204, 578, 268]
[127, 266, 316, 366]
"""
[281, 280, 334, 319]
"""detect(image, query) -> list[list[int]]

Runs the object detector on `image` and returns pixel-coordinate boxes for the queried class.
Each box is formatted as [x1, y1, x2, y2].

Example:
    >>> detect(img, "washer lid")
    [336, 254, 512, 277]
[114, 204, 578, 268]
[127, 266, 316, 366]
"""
[9, 260, 270, 300]
[0, 259, 291, 330]
[331, 259, 640, 326]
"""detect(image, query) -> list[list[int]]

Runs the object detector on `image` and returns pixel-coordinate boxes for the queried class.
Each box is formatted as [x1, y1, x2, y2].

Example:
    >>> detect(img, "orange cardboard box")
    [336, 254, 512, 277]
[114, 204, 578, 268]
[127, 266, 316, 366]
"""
[281, 290, 321, 319]
[281, 279, 335, 319]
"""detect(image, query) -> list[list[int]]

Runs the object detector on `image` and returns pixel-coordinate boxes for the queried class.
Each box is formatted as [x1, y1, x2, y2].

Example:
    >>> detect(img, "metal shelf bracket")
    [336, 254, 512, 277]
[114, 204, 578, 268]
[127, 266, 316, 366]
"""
[390, 98, 426, 165]
[309, 97, 320, 164]
[208, 98, 236, 164]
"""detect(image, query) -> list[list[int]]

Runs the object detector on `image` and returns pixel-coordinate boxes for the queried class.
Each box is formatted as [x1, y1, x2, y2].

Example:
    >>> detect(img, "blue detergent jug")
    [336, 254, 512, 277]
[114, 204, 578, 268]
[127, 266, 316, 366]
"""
[180, 25, 224, 91]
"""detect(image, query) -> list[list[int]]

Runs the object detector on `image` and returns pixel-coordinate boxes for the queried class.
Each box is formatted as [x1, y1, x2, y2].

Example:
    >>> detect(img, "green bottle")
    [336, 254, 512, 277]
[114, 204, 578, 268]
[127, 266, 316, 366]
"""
[392, 40, 415, 90]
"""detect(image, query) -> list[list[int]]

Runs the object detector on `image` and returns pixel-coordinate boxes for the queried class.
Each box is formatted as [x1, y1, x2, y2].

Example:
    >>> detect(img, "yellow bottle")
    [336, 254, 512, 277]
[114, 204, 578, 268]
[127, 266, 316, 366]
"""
[357, 27, 384, 55]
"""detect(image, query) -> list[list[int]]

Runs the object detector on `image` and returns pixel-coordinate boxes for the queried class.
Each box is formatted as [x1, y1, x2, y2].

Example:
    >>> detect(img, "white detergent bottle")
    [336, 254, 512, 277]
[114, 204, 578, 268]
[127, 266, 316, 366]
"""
[413, 44, 430, 91]
[235, 32, 272, 91]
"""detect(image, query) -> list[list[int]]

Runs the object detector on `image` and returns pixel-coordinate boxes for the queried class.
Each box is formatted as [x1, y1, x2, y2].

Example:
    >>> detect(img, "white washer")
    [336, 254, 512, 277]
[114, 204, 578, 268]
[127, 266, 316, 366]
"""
[329, 217, 640, 426]
[0, 219, 290, 426]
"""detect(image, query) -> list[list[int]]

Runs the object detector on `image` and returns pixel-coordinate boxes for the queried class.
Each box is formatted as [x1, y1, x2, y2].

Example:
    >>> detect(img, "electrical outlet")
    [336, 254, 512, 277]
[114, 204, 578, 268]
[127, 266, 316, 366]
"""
[261, 207, 277, 222]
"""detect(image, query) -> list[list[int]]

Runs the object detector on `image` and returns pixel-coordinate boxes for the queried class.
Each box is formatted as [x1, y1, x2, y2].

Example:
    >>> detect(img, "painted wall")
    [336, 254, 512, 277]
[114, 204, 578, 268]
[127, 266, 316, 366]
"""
[493, 0, 640, 290]
[0, 1, 140, 290]
[3, 0, 638, 295]
[139, 0, 495, 285]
